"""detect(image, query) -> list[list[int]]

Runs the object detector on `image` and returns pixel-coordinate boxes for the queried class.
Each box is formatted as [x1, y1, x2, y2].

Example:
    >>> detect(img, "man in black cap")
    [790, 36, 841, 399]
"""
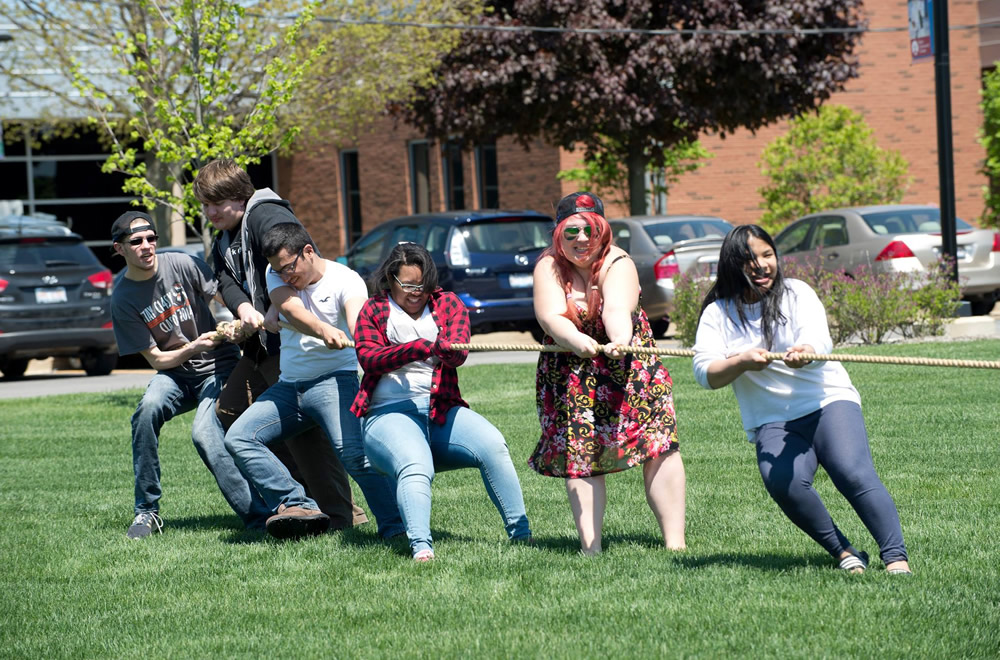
[110, 211, 270, 539]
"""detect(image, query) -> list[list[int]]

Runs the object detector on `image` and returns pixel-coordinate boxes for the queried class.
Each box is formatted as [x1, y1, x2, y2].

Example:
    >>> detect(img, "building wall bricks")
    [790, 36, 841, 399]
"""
[666, 0, 987, 225]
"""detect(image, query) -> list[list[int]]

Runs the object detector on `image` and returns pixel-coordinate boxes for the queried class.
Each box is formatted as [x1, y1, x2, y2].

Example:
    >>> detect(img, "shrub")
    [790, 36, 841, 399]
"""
[757, 105, 911, 234]
[671, 252, 961, 347]
[670, 270, 715, 347]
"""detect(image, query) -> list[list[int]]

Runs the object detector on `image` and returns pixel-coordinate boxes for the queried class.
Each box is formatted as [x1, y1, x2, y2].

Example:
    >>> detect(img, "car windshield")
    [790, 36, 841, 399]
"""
[642, 219, 732, 248]
[457, 218, 552, 253]
[0, 238, 99, 270]
[861, 209, 973, 234]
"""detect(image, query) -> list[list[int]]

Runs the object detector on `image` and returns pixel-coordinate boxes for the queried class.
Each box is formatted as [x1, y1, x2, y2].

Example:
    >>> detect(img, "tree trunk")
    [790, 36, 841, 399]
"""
[626, 144, 650, 216]
[146, 155, 172, 239]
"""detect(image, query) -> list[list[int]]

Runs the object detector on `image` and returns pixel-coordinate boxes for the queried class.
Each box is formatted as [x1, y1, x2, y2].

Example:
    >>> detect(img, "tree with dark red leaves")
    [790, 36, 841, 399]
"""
[402, 0, 865, 215]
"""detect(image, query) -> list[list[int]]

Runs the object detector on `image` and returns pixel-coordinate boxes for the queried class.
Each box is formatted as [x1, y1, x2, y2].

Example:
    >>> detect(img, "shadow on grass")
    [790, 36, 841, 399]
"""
[674, 552, 831, 572]
[211, 520, 472, 553]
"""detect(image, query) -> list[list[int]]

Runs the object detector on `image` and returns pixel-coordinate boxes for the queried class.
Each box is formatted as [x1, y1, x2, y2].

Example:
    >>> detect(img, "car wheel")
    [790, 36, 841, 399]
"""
[969, 298, 996, 316]
[650, 317, 671, 339]
[81, 352, 118, 377]
[529, 323, 546, 345]
[0, 358, 30, 380]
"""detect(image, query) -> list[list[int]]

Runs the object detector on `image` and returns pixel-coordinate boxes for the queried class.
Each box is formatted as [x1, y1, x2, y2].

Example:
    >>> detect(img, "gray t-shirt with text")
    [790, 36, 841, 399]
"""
[111, 252, 239, 376]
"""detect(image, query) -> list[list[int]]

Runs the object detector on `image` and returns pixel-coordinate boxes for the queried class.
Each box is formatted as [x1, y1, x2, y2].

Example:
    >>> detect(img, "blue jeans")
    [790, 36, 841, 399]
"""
[755, 400, 908, 564]
[132, 370, 270, 529]
[362, 398, 532, 556]
[224, 371, 404, 538]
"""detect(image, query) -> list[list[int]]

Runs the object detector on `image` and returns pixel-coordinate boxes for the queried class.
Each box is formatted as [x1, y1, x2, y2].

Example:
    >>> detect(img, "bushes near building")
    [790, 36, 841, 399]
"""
[670, 254, 961, 347]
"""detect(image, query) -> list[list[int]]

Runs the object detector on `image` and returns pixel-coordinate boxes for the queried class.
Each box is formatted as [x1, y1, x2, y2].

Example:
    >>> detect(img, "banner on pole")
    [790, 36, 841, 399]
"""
[909, 0, 933, 61]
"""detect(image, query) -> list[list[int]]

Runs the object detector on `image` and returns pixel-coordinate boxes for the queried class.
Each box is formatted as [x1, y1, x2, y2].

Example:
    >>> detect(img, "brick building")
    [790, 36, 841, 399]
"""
[279, 0, 993, 261]
[1, 0, 995, 262]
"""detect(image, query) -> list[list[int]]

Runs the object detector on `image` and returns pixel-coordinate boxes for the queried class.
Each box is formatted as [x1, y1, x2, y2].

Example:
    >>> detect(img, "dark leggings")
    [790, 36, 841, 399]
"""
[755, 401, 908, 564]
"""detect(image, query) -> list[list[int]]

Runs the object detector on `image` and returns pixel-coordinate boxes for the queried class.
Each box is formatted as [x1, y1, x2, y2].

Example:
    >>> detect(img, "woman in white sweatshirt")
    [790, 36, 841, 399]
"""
[692, 224, 911, 575]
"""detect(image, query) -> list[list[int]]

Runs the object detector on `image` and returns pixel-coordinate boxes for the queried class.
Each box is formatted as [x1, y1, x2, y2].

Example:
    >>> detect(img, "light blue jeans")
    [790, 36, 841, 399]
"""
[362, 398, 532, 556]
[131, 369, 270, 529]
[224, 371, 404, 538]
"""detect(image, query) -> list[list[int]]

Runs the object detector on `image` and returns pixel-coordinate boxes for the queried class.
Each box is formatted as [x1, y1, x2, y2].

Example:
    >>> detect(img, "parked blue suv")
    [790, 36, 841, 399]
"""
[339, 210, 554, 338]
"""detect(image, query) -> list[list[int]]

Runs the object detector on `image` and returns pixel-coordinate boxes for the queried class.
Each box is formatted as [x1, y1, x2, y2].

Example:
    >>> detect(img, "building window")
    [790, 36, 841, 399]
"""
[409, 141, 431, 214]
[475, 142, 499, 208]
[340, 150, 362, 247]
[442, 140, 464, 210]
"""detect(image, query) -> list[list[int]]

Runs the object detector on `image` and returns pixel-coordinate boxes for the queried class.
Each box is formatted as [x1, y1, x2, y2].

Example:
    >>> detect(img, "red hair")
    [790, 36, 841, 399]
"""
[542, 210, 612, 329]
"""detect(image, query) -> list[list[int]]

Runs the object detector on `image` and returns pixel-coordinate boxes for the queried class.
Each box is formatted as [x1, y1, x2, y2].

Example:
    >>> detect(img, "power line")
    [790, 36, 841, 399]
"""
[5, 7, 1000, 39]
[297, 15, 1000, 37]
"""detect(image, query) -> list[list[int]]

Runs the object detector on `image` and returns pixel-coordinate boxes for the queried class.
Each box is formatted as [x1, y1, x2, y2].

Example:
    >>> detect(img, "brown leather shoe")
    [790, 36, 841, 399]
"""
[265, 504, 330, 540]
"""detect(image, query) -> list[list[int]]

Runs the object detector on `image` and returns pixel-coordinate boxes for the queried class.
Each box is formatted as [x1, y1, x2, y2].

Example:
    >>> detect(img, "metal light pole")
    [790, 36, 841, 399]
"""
[933, 0, 959, 282]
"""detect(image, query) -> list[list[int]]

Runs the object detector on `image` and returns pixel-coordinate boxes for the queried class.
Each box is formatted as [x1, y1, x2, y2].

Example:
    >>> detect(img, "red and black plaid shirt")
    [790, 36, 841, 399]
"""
[350, 289, 470, 424]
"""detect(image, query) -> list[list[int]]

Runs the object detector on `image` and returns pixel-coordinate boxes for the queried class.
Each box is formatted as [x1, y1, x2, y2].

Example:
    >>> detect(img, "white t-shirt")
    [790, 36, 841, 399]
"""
[370, 298, 439, 409]
[692, 278, 860, 439]
[265, 259, 369, 382]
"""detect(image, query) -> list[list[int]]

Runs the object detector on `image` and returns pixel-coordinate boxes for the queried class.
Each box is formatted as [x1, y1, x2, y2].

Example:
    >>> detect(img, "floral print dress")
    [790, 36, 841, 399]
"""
[529, 302, 680, 478]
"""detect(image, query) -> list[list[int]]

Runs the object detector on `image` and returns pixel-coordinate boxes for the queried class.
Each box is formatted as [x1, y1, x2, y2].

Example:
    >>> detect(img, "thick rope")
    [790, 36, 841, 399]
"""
[214, 321, 1000, 370]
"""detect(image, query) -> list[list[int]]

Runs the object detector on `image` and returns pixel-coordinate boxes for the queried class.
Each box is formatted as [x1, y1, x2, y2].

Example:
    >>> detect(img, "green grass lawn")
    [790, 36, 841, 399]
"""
[1, 340, 999, 658]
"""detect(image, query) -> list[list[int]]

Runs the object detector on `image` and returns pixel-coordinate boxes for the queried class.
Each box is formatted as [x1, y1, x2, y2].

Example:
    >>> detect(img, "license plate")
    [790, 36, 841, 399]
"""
[509, 273, 533, 288]
[932, 246, 969, 260]
[35, 287, 68, 304]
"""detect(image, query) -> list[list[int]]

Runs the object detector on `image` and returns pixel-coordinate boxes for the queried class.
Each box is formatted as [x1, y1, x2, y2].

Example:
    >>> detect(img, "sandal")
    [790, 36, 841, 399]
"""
[887, 567, 913, 575]
[838, 550, 869, 573]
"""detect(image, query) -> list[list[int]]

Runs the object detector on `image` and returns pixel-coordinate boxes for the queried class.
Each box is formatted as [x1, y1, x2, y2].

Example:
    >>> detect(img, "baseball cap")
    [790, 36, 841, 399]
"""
[111, 211, 156, 243]
[555, 192, 605, 222]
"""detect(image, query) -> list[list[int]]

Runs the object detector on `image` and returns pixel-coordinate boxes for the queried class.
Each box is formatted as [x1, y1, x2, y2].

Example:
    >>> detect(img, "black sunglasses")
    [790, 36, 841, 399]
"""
[128, 234, 159, 246]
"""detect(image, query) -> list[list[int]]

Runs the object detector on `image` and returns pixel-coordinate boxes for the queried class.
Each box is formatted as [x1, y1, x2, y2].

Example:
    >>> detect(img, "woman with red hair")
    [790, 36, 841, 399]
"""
[530, 191, 686, 555]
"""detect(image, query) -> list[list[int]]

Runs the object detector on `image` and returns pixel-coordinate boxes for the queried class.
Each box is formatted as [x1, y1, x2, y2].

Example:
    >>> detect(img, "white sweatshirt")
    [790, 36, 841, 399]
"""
[692, 278, 860, 440]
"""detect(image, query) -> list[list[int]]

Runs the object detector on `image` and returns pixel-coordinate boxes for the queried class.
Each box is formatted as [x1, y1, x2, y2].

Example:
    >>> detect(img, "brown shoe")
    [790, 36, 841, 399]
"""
[265, 504, 330, 540]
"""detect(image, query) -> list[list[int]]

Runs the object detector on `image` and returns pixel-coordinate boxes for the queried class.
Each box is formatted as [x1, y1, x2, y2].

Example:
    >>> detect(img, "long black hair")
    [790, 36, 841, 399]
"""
[369, 242, 439, 295]
[700, 224, 787, 349]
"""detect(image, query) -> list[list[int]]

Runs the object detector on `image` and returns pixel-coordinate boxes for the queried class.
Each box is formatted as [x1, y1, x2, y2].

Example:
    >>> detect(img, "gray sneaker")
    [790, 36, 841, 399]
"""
[127, 512, 163, 539]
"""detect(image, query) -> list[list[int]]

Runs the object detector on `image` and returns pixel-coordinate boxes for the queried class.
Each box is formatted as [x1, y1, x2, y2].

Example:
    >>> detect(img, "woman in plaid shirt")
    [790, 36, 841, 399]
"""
[350, 244, 532, 561]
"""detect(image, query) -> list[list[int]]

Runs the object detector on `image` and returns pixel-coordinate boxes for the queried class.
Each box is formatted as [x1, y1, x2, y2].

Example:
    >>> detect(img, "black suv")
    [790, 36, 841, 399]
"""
[0, 216, 117, 379]
[340, 210, 554, 338]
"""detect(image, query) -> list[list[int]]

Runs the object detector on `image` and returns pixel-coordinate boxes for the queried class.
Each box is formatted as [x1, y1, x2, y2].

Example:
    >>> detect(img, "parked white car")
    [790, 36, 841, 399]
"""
[774, 205, 1000, 315]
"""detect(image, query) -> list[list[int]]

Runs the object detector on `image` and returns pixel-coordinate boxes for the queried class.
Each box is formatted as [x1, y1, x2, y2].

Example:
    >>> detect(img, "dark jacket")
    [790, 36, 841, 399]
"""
[211, 188, 300, 355]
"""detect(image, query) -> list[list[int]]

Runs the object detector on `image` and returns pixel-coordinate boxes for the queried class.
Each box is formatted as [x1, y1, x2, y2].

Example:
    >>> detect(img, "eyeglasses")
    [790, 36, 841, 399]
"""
[393, 274, 424, 294]
[276, 247, 305, 277]
[128, 234, 159, 246]
[562, 225, 592, 240]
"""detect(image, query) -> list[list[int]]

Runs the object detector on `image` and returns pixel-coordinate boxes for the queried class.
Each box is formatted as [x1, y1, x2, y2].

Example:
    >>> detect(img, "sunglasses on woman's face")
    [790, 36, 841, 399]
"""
[393, 274, 425, 294]
[562, 225, 592, 240]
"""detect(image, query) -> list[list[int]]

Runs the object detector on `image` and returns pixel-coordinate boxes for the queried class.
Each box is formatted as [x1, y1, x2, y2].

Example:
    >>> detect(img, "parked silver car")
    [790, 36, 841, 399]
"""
[774, 205, 1000, 315]
[608, 215, 734, 336]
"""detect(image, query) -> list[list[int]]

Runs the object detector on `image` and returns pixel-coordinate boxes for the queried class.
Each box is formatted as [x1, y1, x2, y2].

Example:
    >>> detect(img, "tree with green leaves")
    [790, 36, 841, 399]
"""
[0, 0, 477, 249]
[557, 133, 711, 213]
[757, 104, 910, 233]
[403, 0, 864, 216]
[979, 63, 1000, 229]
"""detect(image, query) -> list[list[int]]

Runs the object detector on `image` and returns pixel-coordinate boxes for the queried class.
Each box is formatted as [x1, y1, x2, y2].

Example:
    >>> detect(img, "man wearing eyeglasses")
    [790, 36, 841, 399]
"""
[109, 211, 270, 539]
[191, 159, 365, 533]
[222, 223, 403, 539]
